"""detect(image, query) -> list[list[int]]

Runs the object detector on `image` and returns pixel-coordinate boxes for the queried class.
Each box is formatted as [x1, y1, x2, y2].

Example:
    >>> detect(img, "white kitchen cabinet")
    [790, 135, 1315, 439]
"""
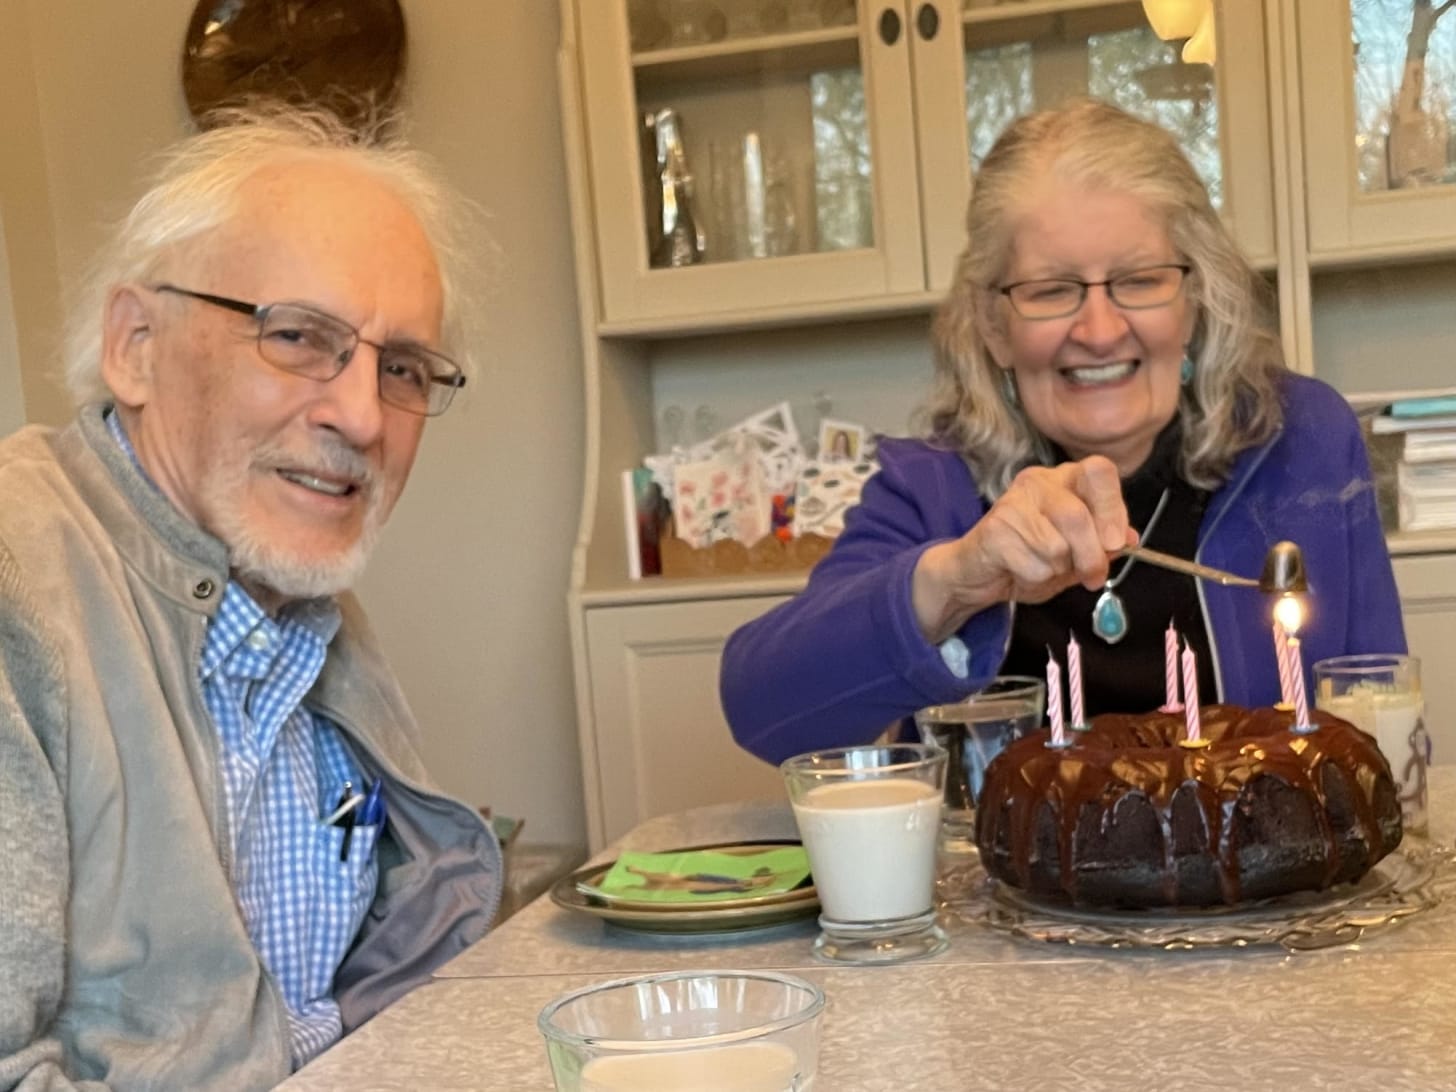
[1392, 551, 1456, 764]
[1296, 0, 1456, 264]
[556, 1, 1456, 847]
[578, 593, 792, 848]
[574, 0, 1274, 328]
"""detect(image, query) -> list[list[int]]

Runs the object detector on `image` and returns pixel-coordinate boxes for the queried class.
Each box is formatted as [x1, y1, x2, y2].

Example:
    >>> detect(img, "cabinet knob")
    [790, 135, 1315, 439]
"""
[916, 3, 939, 40]
[878, 7, 902, 45]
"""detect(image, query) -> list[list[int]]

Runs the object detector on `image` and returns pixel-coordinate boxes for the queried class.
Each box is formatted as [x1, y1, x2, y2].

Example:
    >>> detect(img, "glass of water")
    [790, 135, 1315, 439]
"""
[914, 676, 1045, 852]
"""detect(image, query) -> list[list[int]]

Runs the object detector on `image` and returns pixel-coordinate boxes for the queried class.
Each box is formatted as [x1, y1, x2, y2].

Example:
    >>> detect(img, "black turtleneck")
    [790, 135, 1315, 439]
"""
[998, 421, 1218, 716]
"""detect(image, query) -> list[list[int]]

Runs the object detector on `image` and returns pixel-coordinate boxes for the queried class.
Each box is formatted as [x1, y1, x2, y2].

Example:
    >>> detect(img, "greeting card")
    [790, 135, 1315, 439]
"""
[792, 457, 878, 539]
[671, 449, 772, 549]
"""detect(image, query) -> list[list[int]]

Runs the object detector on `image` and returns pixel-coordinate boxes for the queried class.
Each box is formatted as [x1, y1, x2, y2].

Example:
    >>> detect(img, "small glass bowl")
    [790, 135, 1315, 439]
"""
[537, 969, 825, 1091]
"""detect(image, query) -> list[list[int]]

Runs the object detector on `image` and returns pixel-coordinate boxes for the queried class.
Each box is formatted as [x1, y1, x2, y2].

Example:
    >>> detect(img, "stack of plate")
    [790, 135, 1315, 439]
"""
[550, 840, 820, 934]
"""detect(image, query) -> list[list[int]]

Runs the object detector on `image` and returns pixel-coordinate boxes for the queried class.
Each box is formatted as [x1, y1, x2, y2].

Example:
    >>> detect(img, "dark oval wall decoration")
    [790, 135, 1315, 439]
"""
[182, 0, 407, 130]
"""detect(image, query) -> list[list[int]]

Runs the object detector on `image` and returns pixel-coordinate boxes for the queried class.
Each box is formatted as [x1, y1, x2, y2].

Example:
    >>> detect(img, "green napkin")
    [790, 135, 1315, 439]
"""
[585, 846, 811, 904]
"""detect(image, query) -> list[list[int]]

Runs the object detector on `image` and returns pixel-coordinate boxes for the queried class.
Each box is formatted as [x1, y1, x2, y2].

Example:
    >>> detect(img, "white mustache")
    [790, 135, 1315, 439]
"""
[261, 440, 376, 496]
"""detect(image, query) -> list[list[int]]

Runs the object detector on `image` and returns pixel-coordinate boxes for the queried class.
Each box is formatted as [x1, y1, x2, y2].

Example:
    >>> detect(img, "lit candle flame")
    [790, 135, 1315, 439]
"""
[1273, 593, 1304, 636]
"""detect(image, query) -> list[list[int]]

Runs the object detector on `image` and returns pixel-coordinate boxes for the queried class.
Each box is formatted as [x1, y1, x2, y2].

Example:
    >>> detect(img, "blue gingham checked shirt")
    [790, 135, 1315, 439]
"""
[106, 411, 378, 1068]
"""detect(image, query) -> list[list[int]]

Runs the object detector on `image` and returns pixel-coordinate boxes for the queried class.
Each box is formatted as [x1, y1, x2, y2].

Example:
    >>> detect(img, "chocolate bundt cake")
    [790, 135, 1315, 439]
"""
[974, 704, 1403, 908]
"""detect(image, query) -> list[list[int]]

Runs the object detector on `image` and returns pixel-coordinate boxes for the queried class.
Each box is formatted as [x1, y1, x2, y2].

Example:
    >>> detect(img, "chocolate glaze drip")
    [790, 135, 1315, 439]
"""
[974, 705, 1404, 908]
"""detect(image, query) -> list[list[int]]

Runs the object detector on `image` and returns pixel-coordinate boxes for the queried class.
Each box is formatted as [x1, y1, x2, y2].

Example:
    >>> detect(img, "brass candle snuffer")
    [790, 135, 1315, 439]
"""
[1112, 539, 1307, 594]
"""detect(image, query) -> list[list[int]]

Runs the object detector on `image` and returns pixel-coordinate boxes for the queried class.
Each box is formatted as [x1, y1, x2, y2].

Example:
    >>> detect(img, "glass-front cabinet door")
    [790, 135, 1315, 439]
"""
[576, 1, 929, 326]
[913, 0, 1275, 291]
[1300, 0, 1456, 260]
[572, 0, 1274, 326]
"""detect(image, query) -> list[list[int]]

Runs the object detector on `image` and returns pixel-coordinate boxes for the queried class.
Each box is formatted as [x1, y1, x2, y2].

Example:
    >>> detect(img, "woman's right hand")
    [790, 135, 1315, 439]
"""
[911, 455, 1134, 643]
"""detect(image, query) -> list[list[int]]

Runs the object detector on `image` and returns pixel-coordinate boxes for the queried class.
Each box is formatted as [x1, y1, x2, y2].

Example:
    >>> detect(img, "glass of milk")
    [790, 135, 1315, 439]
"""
[1313, 653, 1428, 836]
[913, 676, 1045, 854]
[780, 743, 948, 964]
[537, 969, 824, 1091]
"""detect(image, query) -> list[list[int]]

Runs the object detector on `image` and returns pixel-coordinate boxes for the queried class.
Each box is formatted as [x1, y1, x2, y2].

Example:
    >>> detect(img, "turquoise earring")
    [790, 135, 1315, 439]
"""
[1180, 355, 1194, 385]
[1002, 370, 1020, 407]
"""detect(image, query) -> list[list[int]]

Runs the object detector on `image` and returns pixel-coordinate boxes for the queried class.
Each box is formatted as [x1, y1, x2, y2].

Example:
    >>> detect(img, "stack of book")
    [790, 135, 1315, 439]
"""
[1371, 395, 1456, 532]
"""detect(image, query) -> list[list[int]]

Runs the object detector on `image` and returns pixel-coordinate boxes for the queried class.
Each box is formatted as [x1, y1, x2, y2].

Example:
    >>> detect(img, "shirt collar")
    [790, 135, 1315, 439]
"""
[103, 405, 159, 492]
[200, 582, 343, 681]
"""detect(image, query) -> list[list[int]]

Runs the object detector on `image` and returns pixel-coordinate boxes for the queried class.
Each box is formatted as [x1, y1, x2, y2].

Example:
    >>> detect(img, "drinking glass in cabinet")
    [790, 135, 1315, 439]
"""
[667, 0, 729, 45]
[1350, 0, 1456, 192]
[628, 0, 671, 51]
[705, 133, 800, 260]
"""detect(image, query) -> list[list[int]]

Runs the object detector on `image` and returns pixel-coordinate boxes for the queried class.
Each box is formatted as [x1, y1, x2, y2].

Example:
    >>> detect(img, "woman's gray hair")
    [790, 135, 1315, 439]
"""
[64, 100, 485, 406]
[922, 97, 1285, 497]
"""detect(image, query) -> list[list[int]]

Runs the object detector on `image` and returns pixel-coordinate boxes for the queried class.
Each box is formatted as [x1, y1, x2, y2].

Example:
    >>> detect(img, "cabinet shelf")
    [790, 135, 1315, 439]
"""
[1307, 237, 1456, 273]
[962, 0, 1146, 48]
[962, 0, 1135, 23]
[597, 286, 940, 338]
[576, 572, 809, 609]
[1388, 529, 1456, 558]
[632, 27, 860, 89]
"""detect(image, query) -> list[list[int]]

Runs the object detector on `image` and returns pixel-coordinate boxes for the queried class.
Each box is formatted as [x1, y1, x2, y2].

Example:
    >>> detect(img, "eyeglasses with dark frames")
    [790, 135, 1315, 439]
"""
[997, 263, 1193, 321]
[151, 283, 466, 417]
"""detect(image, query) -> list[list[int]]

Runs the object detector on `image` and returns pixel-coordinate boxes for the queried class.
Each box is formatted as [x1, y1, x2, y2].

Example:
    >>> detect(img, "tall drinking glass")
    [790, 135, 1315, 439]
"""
[913, 677, 1045, 852]
[780, 743, 947, 965]
[1313, 654, 1429, 836]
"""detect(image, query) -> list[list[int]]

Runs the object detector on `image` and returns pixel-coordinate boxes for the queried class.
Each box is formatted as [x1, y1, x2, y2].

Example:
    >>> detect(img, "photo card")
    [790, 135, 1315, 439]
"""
[817, 418, 868, 463]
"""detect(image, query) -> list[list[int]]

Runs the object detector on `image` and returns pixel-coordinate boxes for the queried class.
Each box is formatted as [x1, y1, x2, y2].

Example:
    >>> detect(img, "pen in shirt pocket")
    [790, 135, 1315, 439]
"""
[328, 781, 363, 863]
[358, 779, 386, 827]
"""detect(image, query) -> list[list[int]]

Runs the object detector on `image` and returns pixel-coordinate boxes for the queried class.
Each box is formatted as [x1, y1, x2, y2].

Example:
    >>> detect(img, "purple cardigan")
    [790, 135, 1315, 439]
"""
[721, 374, 1406, 764]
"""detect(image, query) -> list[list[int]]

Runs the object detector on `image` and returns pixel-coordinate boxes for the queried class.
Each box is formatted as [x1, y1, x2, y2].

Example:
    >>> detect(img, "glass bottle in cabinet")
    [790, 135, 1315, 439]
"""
[1300, 0, 1456, 260]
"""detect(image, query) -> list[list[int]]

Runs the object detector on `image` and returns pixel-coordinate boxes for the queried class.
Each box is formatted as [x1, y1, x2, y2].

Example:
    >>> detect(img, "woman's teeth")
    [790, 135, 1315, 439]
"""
[1064, 361, 1138, 386]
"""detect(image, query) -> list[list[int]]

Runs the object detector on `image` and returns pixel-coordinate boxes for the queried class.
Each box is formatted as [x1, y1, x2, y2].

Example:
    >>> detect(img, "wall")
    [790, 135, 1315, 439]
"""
[0, 217, 26, 436]
[357, 3, 587, 845]
[0, 0, 66, 426]
[0, 0, 588, 846]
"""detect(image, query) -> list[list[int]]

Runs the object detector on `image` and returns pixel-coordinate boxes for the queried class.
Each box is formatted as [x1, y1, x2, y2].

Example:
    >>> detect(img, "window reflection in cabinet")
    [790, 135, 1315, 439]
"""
[960, 3, 1223, 204]
[1350, 0, 1456, 194]
[1300, 0, 1456, 258]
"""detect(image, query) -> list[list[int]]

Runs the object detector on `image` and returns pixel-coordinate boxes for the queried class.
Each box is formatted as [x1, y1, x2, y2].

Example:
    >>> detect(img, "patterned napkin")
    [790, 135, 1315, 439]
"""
[582, 846, 811, 904]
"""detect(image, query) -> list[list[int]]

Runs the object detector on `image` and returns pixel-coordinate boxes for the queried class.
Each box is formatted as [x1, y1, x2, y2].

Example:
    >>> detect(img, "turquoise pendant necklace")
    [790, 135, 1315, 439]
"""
[1092, 486, 1172, 645]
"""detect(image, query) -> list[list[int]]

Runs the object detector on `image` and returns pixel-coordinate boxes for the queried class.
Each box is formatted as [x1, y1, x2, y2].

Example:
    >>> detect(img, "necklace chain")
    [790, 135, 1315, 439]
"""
[1104, 486, 1172, 591]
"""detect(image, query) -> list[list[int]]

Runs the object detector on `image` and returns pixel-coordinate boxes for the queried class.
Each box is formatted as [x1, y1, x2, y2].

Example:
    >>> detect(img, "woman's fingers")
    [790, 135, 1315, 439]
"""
[1071, 455, 1134, 553]
[911, 456, 1133, 641]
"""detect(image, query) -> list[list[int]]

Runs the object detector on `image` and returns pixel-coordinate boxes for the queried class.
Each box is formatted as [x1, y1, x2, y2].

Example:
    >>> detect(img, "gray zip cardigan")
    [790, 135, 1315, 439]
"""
[0, 405, 501, 1091]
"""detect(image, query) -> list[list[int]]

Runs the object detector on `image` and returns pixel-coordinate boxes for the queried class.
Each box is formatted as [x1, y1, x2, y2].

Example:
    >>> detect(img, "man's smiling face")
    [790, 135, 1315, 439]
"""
[108, 157, 443, 609]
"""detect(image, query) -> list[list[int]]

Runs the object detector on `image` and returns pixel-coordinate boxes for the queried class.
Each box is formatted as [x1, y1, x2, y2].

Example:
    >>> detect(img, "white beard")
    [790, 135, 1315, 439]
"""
[205, 436, 388, 603]
[227, 520, 379, 601]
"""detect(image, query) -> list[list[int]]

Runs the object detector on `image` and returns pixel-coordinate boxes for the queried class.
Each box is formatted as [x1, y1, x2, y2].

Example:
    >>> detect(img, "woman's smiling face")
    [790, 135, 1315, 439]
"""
[988, 182, 1197, 476]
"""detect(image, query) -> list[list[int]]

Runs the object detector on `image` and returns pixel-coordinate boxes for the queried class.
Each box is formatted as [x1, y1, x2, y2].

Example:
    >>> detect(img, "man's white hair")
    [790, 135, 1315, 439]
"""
[64, 101, 483, 406]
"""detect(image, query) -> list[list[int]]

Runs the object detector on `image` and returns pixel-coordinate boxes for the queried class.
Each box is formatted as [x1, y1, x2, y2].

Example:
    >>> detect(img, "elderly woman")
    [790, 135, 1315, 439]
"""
[721, 99, 1404, 765]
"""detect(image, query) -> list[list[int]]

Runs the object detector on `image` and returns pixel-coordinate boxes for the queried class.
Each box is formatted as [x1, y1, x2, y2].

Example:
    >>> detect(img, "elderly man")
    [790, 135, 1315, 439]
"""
[0, 106, 500, 1090]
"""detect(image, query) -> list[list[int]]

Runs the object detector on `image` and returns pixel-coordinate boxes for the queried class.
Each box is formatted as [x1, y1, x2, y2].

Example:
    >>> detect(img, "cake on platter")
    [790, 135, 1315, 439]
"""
[974, 704, 1404, 909]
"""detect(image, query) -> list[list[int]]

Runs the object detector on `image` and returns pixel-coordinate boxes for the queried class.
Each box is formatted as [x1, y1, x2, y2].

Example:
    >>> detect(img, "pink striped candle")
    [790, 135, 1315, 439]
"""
[1273, 622, 1295, 707]
[1182, 642, 1202, 743]
[1161, 619, 1181, 712]
[1067, 633, 1086, 728]
[1287, 635, 1310, 728]
[1046, 648, 1067, 747]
